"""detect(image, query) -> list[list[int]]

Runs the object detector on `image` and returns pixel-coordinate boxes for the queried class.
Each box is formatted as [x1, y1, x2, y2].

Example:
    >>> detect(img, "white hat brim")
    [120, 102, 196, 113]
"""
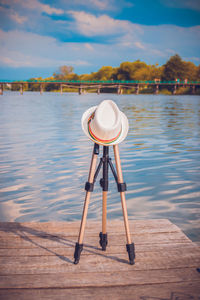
[81, 105, 129, 146]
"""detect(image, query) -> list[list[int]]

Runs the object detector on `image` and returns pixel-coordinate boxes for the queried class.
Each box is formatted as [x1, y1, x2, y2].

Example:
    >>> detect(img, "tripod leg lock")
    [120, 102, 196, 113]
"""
[117, 182, 127, 192]
[85, 182, 94, 192]
[94, 143, 100, 155]
[74, 242, 83, 264]
[100, 178, 108, 191]
[126, 243, 135, 265]
[99, 232, 108, 251]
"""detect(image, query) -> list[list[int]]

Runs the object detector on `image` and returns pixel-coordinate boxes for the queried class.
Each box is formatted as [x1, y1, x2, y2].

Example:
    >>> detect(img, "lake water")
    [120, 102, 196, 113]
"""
[0, 92, 200, 241]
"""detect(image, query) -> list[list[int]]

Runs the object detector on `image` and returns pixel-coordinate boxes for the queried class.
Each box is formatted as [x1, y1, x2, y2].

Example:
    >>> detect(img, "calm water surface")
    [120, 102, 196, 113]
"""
[0, 92, 200, 241]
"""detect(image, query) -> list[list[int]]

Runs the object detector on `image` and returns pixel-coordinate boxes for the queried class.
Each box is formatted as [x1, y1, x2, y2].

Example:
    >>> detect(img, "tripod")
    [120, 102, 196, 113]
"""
[73, 143, 135, 265]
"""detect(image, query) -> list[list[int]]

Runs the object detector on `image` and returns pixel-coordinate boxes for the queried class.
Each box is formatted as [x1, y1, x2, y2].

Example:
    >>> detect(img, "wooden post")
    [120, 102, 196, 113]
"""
[20, 84, 23, 95]
[192, 85, 195, 94]
[0, 84, 3, 95]
[60, 84, 63, 95]
[117, 85, 121, 95]
[155, 84, 159, 95]
[40, 84, 43, 95]
[136, 84, 139, 95]
[79, 86, 82, 95]
[173, 85, 177, 95]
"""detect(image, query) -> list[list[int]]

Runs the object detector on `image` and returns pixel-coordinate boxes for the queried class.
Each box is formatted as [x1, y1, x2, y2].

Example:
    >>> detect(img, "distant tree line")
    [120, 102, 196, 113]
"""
[11, 54, 200, 94]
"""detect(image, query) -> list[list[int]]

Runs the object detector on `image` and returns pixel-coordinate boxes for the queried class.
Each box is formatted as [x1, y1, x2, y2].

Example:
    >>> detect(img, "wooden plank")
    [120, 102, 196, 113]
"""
[0, 231, 191, 249]
[1, 282, 200, 300]
[0, 242, 198, 257]
[0, 268, 199, 289]
[0, 219, 177, 230]
[0, 219, 180, 236]
[0, 248, 199, 275]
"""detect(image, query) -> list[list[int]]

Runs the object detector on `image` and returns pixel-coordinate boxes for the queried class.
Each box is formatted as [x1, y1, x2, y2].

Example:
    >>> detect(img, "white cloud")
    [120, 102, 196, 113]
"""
[111, 22, 200, 63]
[1, 0, 64, 15]
[0, 30, 90, 68]
[118, 34, 167, 58]
[68, 10, 134, 36]
[0, 5, 27, 24]
[89, 0, 110, 10]
[134, 41, 145, 50]
[1, 55, 33, 67]
[10, 12, 27, 24]
[1, 53, 89, 68]
[85, 43, 94, 51]
[60, 0, 130, 11]
[183, 56, 200, 62]
[87, 0, 133, 10]
[24, 0, 64, 15]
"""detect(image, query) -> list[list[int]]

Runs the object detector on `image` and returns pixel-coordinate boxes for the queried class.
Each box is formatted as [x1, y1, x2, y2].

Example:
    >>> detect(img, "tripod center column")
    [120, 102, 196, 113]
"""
[102, 146, 109, 235]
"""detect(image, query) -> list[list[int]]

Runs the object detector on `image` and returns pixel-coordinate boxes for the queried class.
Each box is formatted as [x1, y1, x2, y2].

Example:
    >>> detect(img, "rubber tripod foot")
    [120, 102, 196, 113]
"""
[99, 232, 108, 251]
[74, 242, 83, 264]
[126, 243, 135, 265]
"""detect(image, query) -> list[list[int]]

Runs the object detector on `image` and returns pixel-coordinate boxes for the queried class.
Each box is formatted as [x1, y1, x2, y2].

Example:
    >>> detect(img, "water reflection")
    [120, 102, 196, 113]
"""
[0, 93, 200, 241]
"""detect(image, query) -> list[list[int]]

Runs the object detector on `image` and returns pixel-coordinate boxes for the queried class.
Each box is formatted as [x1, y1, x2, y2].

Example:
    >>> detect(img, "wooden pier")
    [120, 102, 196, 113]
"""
[1, 80, 200, 95]
[0, 219, 200, 299]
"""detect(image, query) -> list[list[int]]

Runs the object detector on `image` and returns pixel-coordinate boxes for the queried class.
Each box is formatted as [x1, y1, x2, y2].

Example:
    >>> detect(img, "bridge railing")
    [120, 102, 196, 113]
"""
[1, 80, 200, 84]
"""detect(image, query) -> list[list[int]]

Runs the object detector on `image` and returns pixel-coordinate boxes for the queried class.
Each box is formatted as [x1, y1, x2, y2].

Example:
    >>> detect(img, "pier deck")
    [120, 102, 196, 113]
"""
[0, 219, 199, 299]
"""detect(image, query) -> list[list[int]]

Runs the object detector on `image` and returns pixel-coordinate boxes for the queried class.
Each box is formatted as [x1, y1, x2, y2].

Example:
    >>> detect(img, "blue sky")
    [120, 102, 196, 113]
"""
[0, 0, 200, 80]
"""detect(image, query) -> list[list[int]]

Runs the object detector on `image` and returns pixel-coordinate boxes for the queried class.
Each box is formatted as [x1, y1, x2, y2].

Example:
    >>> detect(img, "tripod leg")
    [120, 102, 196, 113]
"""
[113, 145, 135, 265]
[99, 191, 108, 251]
[99, 146, 108, 251]
[74, 144, 99, 264]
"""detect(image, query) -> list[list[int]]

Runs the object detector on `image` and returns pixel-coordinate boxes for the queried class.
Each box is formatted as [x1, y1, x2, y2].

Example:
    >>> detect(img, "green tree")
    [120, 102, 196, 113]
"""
[94, 66, 116, 80]
[183, 61, 198, 81]
[196, 65, 200, 80]
[149, 64, 163, 80]
[162, 54, 187, 81]
[53, 65, 74, 80]
[116, 62, 135, 80]
[79, 73, 93, 80]
[116, 61, 139, 80]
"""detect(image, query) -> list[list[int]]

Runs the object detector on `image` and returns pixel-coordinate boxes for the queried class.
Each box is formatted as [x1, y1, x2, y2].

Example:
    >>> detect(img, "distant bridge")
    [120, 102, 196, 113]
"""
[0, 80, 200, 95]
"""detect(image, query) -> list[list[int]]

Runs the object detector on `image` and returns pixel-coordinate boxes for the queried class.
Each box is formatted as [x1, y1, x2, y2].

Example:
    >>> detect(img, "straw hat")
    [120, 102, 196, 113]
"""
[81, 100, 129, 146]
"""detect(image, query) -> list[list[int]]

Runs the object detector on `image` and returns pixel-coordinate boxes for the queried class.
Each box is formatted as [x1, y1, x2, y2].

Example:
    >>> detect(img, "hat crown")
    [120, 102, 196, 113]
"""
[95, 100, 121, 131]
[90, 100, 121, 142]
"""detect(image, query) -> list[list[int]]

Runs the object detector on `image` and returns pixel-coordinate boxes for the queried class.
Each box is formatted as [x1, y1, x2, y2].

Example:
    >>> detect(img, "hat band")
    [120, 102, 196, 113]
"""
[88, 113, 121, 144]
